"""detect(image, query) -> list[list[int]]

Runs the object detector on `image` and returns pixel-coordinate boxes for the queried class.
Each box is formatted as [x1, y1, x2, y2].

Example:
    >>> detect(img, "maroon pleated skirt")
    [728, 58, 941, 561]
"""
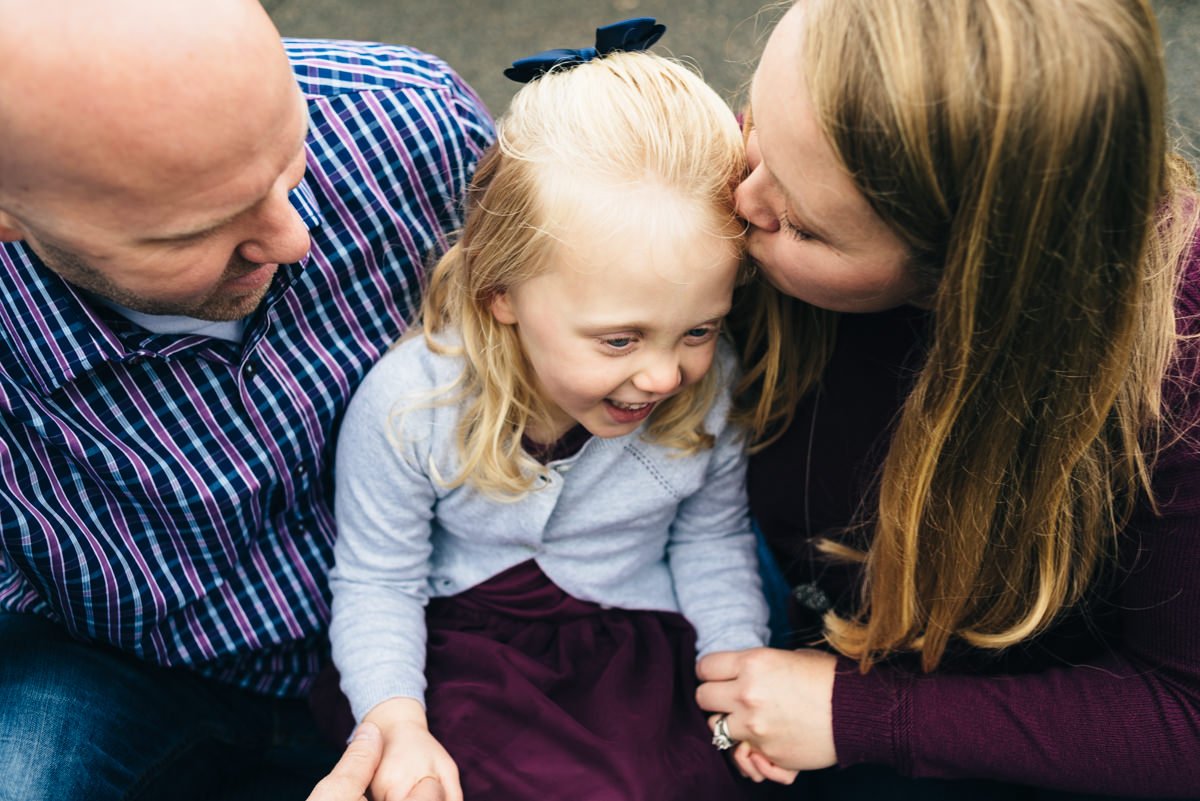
[312, 560, 748, 799]
[423, 559, 747, 800]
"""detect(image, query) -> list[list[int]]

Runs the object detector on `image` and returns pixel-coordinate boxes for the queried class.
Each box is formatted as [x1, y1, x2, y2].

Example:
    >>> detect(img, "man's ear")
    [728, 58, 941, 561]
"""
[490, 289, 518, 325]
[0, 209, 27, 242]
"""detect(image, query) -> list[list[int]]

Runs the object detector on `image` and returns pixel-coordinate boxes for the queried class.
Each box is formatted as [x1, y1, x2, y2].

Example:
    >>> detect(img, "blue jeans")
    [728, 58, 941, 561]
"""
[0, 611, 339, 801]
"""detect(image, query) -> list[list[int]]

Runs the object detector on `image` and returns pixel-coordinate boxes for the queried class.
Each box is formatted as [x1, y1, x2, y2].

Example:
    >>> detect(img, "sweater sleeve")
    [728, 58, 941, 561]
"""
[667, 347, 771, 657]
[834, 535, 1200, 796]
[328, 341, 444, 720]
[832, 259, 1200, 796]
[833, 507, 1200, 795]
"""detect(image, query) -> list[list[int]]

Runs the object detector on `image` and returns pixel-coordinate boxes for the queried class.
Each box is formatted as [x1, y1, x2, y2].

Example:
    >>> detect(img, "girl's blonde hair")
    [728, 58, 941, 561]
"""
[733, 0, 1199, 670]
[415, 50, 747, 497]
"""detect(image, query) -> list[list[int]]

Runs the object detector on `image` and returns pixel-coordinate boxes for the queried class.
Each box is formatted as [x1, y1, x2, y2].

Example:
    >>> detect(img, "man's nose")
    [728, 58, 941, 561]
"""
[237, 192, 312, 266]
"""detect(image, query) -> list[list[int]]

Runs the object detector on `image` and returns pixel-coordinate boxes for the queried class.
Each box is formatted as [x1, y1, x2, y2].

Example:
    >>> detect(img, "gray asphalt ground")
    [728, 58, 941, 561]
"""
[266, 0, 1200, 164]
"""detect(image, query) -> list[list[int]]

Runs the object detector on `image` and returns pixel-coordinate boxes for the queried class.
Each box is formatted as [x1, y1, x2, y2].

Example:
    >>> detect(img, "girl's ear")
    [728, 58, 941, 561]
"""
[490, 289, 518, 324]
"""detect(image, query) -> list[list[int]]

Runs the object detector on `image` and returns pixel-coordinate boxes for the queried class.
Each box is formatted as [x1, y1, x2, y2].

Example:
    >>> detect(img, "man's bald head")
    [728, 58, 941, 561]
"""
[0, 0, 295, 210]
[0, 0, 313, 321]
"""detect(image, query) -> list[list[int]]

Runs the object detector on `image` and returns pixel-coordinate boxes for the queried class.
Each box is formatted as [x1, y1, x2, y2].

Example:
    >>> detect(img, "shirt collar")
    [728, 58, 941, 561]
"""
[0, 177, 327, 396]
[291, 176, 325, 233]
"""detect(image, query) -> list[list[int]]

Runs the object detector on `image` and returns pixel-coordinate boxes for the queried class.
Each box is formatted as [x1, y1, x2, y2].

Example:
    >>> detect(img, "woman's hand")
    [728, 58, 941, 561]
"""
[696, 647, 838, 774]
[723, 739, 802, 785]
[363, 697, 462, 801]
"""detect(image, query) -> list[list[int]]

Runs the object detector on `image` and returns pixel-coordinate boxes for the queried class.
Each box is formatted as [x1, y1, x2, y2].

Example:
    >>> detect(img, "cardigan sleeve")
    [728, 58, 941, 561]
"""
[328, 340, 443, 720]
[666, 346, 771, 657]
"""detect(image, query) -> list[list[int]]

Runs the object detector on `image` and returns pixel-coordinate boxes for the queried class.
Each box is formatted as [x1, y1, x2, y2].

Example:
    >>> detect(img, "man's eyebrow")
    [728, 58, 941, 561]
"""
[148, 211, 244, 244]
[143, 118, 310, 244]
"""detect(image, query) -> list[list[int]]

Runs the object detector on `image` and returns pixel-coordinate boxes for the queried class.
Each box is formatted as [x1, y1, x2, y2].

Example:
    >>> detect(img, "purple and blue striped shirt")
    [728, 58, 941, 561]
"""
[0, 39, 494, 697]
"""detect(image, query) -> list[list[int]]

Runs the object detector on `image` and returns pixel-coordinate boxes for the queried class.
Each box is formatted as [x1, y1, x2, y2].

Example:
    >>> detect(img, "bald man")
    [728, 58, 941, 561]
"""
[0, 1, 492, 798]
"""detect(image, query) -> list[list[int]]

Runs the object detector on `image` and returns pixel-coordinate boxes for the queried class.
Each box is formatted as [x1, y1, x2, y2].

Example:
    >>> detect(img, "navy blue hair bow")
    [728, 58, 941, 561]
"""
[503, 17, 666, 83]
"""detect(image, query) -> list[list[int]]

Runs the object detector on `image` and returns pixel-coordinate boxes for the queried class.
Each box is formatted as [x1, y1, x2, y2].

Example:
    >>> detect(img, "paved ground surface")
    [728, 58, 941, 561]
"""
[266, 0, 1200, 164]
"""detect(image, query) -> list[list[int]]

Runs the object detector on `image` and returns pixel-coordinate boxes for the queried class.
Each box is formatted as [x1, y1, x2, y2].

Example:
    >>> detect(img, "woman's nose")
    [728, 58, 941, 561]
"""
[736, 129, 781, 233]
[735, 165, 781, 234]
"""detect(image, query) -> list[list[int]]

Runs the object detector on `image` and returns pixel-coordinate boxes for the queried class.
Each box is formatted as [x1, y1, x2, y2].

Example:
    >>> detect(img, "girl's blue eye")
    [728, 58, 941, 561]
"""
[686, 326, 717, 340]
[603, 336, 634, 349]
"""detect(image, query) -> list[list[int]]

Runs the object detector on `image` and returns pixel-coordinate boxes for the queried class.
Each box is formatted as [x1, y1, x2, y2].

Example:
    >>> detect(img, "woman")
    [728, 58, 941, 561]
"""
[697, 0, 1200, 797]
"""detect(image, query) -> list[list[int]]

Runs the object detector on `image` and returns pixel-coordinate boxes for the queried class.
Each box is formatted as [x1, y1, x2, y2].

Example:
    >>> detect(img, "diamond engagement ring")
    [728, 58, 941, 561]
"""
[711, 714, 735, 750]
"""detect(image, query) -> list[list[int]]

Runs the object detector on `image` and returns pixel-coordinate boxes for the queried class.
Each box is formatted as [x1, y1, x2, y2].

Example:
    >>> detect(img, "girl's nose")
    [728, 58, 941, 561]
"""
[632, 354, 683, 396]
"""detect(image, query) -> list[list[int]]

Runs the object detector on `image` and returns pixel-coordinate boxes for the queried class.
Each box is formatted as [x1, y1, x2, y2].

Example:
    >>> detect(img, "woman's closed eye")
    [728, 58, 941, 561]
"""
[779, 212, 814, 242]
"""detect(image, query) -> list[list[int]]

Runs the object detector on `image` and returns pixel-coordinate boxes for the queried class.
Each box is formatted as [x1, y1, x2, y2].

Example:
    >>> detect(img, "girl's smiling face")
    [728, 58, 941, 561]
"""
[490, 199, 740, 445]
[735, 3, 920, 313]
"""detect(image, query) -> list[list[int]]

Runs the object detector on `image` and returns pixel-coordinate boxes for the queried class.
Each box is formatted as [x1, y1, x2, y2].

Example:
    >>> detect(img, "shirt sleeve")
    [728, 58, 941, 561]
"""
[667, 346, 771, 657]
[328, 344, 442, 720]
[373, 53, 493, 240]
[290, 40, 495, 236]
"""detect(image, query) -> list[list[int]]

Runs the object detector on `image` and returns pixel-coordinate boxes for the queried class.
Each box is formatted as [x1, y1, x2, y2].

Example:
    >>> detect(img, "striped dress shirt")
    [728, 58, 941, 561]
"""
[0, 39, 494, 697]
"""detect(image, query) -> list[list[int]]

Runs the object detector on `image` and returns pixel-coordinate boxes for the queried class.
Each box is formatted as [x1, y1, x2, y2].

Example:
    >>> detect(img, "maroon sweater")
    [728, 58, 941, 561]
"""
[748, 243, 1200, 795]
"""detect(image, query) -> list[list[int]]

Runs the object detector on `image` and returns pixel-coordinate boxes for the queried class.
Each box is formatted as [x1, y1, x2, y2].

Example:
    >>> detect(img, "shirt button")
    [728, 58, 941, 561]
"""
[296, 463, 307, 477]
[242, 362, 257, 379]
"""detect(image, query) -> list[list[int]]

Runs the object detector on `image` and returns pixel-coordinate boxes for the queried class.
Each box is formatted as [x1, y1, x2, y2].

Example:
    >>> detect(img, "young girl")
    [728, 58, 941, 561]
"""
[328, 35, 769, 801]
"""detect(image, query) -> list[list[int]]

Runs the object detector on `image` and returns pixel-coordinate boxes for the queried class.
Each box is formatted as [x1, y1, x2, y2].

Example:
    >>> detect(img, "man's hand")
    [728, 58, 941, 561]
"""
[365, 697, 462, 801]
[402, 777, 447, 801]
[306, 721, 449, 801]
[306, 722, 383, 801]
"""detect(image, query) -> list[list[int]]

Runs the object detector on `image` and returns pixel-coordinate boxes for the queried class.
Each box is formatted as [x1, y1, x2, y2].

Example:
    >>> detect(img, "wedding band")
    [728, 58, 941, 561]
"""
[711, 714, 735, 750]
